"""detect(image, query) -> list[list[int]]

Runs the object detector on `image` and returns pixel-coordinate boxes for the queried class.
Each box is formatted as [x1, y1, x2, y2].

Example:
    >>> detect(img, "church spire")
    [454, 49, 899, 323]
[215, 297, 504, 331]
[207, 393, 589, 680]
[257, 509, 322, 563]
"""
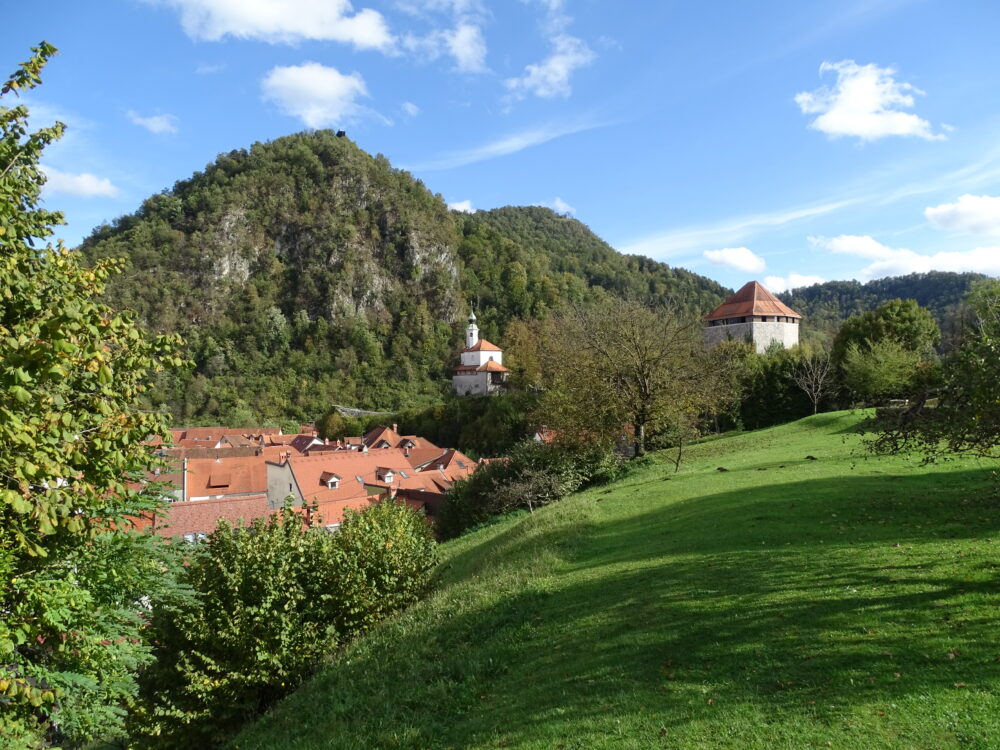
[466, 307, 479, 349]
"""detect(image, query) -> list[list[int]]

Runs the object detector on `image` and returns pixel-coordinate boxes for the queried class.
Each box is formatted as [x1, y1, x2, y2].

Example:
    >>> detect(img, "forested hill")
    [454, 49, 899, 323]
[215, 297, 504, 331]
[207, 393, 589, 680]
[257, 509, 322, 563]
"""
[779, 272, 989, 348]
[79, 130, 728, 427]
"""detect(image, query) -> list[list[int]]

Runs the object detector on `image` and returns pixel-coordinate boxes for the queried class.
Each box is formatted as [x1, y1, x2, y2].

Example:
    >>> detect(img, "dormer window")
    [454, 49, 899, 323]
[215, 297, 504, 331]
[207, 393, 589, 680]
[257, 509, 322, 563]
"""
[320, 471, 341, 490]
[377, 467, 395, 483]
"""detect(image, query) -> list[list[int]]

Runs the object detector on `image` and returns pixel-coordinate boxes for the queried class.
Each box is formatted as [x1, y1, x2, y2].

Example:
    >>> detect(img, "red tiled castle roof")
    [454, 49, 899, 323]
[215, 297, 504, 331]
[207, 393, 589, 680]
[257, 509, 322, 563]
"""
[704, 281, 801, 321]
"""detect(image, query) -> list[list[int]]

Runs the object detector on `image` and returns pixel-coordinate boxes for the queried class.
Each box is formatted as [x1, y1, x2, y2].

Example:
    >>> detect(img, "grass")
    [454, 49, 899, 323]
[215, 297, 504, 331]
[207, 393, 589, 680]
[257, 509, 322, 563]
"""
[232, 411, 1000, 749]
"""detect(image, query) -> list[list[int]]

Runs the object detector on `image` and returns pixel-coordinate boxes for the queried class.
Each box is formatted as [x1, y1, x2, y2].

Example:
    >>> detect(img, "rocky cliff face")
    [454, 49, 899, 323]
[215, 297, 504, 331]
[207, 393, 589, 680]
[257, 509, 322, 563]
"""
[78, 130, 727, 423]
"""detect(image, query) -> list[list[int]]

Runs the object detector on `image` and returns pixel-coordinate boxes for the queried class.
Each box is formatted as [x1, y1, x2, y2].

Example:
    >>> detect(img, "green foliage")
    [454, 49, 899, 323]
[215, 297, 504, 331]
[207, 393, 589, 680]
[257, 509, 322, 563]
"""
[737, 346, 813, 430]
[841, 338, 935, 404]
[78, 136, 728, 427]
[438, 440, 621, 538]
[323, 498, 438, 635]
[132, 501, 435, 747]
[781, 272, 986, 351]
[392, 391, 539, 457]
[1, 44, 186, 748]
[869, 280, 1000, 461]
[830, 298, 941, 369]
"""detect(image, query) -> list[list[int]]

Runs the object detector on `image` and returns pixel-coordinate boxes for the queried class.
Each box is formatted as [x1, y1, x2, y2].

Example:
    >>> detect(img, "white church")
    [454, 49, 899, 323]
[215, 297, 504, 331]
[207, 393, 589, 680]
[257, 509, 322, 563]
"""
[452, 310, 509, 396]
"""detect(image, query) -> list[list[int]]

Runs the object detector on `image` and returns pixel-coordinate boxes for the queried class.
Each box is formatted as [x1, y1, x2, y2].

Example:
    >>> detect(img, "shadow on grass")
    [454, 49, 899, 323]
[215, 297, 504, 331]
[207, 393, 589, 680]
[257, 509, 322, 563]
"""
[238, 468, 1000, 749]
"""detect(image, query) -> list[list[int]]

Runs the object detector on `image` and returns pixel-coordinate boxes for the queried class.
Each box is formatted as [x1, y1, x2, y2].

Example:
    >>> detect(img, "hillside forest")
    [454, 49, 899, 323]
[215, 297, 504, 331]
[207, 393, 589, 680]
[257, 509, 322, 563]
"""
[78, 130, 988, 433]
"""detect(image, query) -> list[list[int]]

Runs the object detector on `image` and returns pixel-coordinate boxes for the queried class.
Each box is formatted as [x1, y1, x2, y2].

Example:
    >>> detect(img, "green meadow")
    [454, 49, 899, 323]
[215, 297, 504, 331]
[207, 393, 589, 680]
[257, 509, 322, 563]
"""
[234, 411, 1000, 749]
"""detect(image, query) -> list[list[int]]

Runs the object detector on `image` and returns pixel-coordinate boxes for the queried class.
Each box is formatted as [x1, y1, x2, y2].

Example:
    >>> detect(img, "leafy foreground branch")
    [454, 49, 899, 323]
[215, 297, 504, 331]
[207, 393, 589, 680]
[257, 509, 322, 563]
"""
[1, 43, 188, 748]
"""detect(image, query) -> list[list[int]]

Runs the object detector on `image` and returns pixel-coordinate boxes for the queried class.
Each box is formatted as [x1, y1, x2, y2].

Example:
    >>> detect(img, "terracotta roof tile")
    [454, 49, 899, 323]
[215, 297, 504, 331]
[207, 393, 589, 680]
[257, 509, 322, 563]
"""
[461, 339, 502, 353]
[704, 281, 802, 321]
[185, 456, 268, 499]
[476, 360, 508, 373]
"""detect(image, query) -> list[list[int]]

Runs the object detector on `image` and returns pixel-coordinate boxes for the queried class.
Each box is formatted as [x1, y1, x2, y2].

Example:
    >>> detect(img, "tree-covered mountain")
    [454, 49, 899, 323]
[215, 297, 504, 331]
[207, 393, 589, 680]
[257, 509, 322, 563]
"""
[79, 130, 728, 427]
[779, 272, 989, 350]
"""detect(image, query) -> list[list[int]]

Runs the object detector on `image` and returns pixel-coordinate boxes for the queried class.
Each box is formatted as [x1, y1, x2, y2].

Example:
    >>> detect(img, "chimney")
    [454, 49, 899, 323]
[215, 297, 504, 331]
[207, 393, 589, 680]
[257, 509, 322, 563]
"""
[392, 423, 398, 433]
[404, 447, 410, 458]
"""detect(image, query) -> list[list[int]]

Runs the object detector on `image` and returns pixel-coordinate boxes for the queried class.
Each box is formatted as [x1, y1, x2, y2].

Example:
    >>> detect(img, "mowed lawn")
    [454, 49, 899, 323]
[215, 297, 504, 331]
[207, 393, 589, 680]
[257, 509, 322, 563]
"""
[234, 412, 1000, 749]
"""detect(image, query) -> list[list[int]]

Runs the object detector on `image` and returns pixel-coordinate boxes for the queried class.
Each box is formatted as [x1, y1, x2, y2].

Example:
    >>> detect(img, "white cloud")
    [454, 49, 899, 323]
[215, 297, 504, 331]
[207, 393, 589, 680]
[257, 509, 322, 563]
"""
[127, 110, 179, 134]
[541, 196, 575, 216]
[764, 273, 825, 293]
[41, 165, 119, 198]
[151, 0, 393, 50]
[925, 194, 1000, 236]
[505, 33, 594, 100]
[448, 199, 474, 212]
[402, 101, 420, 117]
[622, 199, 854, 259]
[810, 234, 1000, 279]
[446, 23, 487, 72]
[808, 233, 897, 259]
[795, 60, 944, 141]
[261, 63, 369, 128]
[407, 118, 608, 170]
[403, 22, 488, 72]
[703, 247, 766, 274]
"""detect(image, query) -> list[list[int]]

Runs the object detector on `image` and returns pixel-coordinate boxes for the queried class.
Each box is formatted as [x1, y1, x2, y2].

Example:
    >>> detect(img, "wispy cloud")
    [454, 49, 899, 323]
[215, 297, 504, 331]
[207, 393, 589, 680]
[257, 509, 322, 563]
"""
[127, 110, 179, 134]
[810, 234, 1000, 278]
[504, 0, 594, 102]
[539, 196, 575, 216]
[406, 118, 609, 171]
[621, 199, 855, 259]
[402, 101, 420, 117]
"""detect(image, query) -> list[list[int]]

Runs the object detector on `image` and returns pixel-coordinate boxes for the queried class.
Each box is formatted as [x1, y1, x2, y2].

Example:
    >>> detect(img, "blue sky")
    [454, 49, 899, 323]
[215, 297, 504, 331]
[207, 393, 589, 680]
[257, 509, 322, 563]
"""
[6, 0, 1000, 292]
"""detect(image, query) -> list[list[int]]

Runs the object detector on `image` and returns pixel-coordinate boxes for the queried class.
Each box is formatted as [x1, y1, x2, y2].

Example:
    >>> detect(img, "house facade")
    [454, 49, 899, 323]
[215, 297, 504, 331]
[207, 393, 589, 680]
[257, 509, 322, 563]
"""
[704, 280, 802, 353]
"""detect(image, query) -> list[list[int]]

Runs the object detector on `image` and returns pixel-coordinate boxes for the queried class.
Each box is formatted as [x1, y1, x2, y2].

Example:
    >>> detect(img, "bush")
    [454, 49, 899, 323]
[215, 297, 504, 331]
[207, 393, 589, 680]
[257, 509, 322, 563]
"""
[437, 440, 622, 538]
[130, 500, 436, 747]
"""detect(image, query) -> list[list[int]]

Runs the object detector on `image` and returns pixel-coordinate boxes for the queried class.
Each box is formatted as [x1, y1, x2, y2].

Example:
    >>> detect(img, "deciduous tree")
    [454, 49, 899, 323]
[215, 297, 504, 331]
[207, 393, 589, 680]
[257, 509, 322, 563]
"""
[1, 44, 185, 747]
[537, 300, 728, 457]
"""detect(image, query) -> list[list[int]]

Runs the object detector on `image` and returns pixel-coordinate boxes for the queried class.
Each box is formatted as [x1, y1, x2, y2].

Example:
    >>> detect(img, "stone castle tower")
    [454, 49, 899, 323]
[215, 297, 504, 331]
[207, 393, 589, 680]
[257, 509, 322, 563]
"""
[704, 280, 802, 353]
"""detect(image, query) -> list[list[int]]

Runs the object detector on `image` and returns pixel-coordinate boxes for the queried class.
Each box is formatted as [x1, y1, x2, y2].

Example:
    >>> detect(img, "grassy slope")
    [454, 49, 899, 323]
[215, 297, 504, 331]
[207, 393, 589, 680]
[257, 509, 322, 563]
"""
[234, 412, 1000, 749]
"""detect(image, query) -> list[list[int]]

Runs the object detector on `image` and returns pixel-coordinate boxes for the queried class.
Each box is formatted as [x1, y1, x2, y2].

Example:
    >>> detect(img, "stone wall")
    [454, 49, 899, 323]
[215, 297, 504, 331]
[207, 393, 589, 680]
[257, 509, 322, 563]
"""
[704, 321, 798, 353]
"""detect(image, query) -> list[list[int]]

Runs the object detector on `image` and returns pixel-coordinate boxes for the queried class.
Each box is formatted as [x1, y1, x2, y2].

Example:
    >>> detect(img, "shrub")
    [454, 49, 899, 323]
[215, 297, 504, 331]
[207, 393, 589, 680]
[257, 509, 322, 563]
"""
[130, 500, 436, 747]
[437, 440, 622, 538]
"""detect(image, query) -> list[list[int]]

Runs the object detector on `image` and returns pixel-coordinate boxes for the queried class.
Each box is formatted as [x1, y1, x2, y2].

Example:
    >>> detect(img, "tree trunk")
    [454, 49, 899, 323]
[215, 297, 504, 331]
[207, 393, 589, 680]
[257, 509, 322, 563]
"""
[634, 422, 645, 458]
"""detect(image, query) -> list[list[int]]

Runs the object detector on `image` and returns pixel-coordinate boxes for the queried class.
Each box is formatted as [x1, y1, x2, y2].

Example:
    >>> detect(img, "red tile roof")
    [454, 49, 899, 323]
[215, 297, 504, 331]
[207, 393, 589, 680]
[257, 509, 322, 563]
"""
[704, 281, 801, 321]
[173, 426, 283, 441]
[462, 339, 502, 353]
[185, 456, 268, 499]
[284, 449, 418, 506]
[140, 494, 272, 537]
[477, 360, 508, 373]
